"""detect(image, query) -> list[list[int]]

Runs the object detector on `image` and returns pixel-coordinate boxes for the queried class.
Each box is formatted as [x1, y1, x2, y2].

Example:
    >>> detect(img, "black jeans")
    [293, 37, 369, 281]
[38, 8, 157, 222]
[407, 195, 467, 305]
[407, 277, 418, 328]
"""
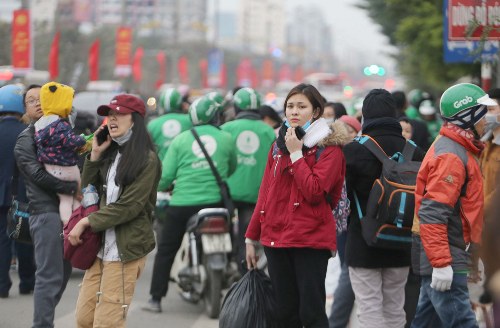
[264, 246, 331, 328]
[0, 206, 36, 295]
[149, 203, 220, 300]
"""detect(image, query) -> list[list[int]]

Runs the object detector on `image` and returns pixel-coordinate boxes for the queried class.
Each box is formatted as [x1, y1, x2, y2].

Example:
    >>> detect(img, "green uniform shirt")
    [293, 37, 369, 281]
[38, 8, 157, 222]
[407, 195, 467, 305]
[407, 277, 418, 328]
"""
[147, 113, 192, 161]
[221, 118, 276, 203]
[160, 125, 237, 206]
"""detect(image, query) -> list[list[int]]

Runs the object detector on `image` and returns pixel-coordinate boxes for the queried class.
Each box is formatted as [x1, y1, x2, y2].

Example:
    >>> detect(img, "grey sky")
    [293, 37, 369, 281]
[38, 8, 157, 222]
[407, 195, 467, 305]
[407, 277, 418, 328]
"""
[216, 0, 396, 75]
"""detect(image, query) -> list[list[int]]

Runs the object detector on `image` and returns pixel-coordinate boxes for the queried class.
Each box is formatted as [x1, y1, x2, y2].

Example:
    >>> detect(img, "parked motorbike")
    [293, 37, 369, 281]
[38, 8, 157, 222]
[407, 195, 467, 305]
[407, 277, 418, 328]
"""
[170, 207, 238, 318]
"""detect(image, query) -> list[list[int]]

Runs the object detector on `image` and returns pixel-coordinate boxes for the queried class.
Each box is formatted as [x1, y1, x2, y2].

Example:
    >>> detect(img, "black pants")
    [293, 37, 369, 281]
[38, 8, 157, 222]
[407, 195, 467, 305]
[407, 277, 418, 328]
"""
[264, 247, 331, 328]
[235, 201, 255, 274]
[149, 203, 220, 300]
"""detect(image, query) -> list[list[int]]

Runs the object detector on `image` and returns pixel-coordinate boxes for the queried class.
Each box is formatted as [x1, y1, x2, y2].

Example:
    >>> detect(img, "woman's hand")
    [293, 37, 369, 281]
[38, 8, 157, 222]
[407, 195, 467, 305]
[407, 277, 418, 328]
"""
[285, 127, 303, 154]
[246, 243, 259, 270]
[68, 217, 90, 246]
[90, 125, 112, 161]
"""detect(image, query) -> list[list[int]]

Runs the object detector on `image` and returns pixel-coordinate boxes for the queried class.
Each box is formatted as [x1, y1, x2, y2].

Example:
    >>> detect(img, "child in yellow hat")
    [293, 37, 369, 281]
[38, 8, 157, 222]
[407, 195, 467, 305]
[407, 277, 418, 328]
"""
[34, 82, 86, 223]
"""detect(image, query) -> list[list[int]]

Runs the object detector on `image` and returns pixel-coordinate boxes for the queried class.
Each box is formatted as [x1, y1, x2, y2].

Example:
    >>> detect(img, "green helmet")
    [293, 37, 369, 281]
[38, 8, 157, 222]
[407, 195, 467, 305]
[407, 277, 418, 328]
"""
[188, 96, 219, 125]
[206, 91, 225, 110]
[159, 88, 182, 113]
[233, 87, 261, 110]
[408, 89, 431, 108]
[440, 83, 496, 129]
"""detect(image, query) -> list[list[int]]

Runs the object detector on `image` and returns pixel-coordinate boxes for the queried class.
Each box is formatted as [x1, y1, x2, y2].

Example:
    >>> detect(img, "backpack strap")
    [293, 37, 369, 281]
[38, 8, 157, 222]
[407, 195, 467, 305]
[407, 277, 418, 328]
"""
[357, 135, 390, 163]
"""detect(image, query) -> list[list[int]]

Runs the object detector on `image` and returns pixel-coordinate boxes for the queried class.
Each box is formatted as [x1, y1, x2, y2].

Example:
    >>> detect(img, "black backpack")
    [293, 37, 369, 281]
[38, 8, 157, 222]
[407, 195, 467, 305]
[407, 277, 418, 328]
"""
[353, 135, 421, 250]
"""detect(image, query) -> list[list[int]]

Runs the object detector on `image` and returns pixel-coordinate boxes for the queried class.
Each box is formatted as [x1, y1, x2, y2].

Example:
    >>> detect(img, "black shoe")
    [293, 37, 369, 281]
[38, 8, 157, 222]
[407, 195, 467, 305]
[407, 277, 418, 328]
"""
[19, 288, 33, 295]
[0, 291, 8, 299]
[141, 298, 162, 313]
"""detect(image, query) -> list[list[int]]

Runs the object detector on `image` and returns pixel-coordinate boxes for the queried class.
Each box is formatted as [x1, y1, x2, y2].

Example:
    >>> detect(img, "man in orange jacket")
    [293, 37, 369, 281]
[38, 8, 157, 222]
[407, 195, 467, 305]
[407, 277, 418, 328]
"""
[411, 83, 495, 328]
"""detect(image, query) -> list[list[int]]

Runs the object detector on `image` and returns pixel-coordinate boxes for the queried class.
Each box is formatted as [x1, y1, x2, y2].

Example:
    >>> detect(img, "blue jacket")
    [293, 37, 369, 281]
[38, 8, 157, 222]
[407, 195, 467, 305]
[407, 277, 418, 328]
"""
[0, 116, 28, 207]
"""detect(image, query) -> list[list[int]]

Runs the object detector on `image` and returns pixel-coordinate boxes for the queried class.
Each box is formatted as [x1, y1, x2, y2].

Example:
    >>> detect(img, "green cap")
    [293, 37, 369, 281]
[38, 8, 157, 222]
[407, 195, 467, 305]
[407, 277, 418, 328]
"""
[233, 87, 261, 110]
[206, 91, 225, 110]
[188, 96, 219, 125]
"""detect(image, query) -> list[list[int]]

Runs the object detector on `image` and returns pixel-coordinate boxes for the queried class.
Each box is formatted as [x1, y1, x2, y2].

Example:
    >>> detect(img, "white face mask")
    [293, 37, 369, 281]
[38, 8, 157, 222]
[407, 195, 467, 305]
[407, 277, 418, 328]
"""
[112, 125, 133, 146]
[484, 113, 500, 133]
[324, 117, 334, 125]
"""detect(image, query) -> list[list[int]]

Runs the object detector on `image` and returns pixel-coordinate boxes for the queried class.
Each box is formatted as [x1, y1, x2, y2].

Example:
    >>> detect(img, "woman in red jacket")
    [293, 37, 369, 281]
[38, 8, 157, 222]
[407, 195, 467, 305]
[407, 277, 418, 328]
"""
[246, 83, 347, 328]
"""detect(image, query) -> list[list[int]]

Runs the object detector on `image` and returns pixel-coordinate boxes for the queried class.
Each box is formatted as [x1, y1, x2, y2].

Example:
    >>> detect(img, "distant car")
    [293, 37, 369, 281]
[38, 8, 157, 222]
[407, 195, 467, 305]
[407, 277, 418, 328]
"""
[73, 91, 120, 125]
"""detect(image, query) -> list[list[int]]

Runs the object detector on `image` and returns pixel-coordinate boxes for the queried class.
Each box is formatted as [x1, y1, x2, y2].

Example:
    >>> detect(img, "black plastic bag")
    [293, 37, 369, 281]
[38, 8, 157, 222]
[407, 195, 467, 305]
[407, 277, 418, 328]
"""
[219, 269, 281, 328]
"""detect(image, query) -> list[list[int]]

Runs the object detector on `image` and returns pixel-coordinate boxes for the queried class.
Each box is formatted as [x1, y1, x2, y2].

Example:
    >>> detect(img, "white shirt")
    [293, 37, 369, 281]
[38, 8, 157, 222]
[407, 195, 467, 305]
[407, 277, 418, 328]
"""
[97, 152, 122, 261]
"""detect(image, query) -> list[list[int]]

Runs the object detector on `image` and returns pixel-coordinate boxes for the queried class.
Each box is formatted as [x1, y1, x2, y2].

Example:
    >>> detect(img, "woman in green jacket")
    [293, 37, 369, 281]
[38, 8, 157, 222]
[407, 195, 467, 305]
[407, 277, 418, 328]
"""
[68, 94, 161, 328]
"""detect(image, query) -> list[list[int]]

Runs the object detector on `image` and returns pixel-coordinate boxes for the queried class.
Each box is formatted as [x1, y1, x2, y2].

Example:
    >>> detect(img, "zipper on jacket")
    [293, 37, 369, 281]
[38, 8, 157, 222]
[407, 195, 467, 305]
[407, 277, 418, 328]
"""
[274, 155, 281, 177]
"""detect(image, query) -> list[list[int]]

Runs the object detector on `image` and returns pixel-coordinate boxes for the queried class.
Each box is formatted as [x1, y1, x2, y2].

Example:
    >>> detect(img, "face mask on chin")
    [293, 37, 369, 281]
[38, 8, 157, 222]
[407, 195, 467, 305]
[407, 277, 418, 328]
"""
[284, 116, 313, 130]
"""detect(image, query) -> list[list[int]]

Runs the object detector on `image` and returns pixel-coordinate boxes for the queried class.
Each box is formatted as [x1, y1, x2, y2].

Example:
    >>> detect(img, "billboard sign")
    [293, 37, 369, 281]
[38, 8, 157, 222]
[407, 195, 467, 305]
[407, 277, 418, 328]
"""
[444, 0, 499, 63]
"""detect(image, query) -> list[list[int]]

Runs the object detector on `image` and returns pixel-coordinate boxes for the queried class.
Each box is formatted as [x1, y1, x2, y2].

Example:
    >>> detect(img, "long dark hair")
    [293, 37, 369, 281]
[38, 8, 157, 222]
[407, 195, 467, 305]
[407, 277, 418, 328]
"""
[283, 83, 325, 120]
[112, 112, 156, 187]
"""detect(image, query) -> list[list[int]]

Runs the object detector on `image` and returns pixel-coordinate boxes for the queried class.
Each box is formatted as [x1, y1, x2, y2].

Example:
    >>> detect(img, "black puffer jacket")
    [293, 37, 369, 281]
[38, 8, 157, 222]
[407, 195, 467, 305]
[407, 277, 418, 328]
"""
[344, 123, 425, 268]
[14, 124, 78, 215]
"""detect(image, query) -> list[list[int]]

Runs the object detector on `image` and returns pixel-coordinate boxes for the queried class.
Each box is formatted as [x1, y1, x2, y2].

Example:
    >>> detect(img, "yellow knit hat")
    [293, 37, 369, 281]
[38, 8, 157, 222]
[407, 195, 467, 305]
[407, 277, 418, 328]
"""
[40, 81, 74, 118]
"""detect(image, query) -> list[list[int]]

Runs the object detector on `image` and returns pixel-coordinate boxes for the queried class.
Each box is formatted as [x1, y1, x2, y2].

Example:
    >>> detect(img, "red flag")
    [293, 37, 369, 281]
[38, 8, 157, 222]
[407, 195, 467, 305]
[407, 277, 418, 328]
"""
[48, 32, 60, 79]
[132, 47, 144, 82]
[279, 63, 291, 81]
[294, 65, 304, 82]
[11, 9, 31, 72]
[178, 56, 189, 84]
[155, 51, 166, 90]
[88, 39, 100, 81]
[220, 63, 227, 89]
[251, 67, 259, 88]
[114, 27, 132, 77]
[199, 59, 208, 88]
[236, 58, 252, 86]
[262, 59, 274, 86]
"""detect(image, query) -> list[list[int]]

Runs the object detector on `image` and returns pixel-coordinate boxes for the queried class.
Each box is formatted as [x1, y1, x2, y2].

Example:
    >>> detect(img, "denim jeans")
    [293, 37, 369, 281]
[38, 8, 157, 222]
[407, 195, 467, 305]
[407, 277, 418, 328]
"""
[410, 274, 478, 328]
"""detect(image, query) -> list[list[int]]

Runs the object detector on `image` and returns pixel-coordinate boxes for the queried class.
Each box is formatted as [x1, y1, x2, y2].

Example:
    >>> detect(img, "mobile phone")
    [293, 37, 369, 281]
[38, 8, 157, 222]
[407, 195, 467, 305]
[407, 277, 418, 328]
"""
[96, 126, 109, 145]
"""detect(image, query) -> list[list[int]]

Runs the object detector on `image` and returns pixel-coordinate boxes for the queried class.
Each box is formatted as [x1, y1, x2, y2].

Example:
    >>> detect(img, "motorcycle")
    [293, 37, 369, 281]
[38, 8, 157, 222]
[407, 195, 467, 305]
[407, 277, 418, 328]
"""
[170, 207, 238, 318]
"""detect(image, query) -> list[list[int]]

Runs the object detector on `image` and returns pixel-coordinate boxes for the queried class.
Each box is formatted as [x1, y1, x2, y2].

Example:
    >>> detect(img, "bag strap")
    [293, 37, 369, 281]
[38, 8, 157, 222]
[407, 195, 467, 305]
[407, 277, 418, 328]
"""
[190, 128, 225, 189]
[357, 135, 390, 163]
[10, 163, 19, 200]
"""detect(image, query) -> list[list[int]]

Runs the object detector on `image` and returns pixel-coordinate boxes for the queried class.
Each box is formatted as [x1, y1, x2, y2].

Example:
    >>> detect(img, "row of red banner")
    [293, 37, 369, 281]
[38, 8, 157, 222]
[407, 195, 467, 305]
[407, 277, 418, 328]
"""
[12, 10, 306, 89]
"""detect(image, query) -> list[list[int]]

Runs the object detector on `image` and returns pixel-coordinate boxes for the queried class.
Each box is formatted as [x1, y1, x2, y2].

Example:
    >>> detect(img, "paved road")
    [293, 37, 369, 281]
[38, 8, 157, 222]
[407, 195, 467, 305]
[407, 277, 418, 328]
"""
[0, 252, 219, 328]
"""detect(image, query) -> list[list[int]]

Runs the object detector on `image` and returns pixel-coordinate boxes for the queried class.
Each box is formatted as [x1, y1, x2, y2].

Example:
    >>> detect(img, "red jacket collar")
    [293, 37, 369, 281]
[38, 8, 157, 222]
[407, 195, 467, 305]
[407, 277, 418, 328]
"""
[439, 122, 484, 156]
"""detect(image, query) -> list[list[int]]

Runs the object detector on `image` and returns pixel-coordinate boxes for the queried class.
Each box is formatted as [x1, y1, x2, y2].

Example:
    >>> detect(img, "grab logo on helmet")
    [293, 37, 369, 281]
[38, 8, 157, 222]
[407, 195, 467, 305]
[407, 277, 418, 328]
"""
[453, 96, 473, 109]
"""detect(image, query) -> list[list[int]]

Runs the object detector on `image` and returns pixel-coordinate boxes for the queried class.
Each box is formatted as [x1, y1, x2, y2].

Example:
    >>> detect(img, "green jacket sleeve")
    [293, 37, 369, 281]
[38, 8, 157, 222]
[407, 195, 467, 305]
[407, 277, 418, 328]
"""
[81, 155, 104, 190]
[88, 152, 160, 232]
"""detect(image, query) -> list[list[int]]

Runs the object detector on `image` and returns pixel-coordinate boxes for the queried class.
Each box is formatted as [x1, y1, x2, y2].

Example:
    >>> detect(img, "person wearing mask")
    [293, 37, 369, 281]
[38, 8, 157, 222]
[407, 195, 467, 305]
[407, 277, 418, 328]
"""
[411, 83, 494, 328]
[0, 84, 36, 299]
[68, 94, 161, 328]
[221, 87, 276, 274]
[14, 84, 78, 328]
[343, 89, 425, 328]
[143, 96, 236, 313]
[324, 102, 348, 124]
[147, 88, 192, 161]
[478, 88, 500, 306]
[246, 83, 346, 328]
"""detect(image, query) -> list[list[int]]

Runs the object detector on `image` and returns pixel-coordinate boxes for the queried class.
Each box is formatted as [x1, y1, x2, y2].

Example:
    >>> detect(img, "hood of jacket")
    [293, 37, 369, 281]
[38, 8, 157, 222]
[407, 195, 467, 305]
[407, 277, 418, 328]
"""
[318, 120, 351, 148]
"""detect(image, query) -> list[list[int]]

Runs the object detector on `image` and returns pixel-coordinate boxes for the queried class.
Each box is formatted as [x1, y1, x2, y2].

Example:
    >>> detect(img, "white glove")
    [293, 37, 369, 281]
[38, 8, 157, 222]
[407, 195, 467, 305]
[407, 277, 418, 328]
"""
[431, 266, 453, 292]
